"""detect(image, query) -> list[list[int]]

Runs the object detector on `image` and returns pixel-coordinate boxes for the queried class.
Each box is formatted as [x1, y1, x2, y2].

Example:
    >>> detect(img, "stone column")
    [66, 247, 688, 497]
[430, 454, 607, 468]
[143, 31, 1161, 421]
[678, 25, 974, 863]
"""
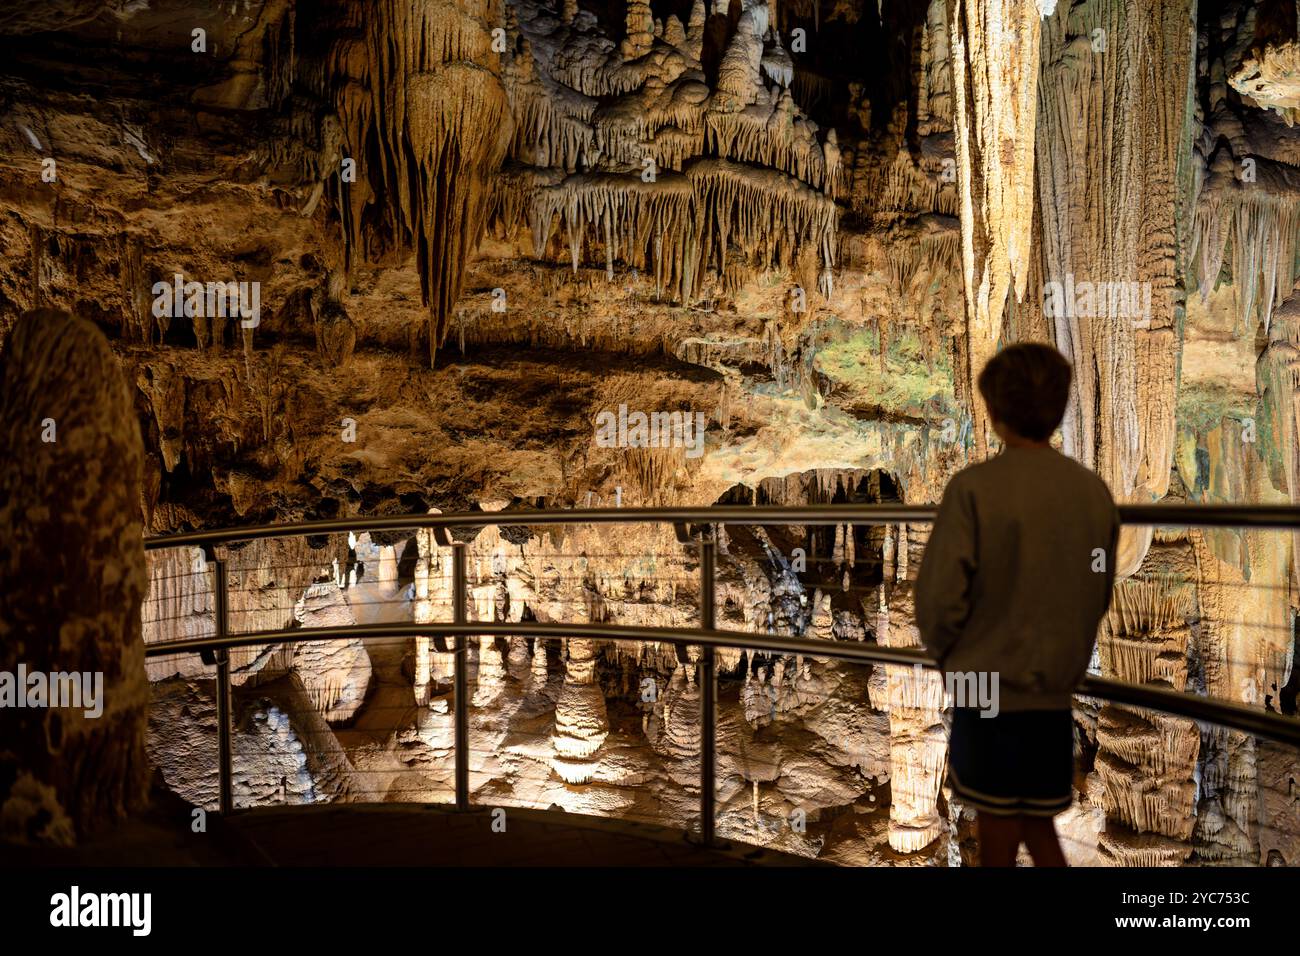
[0, 309, 150, 845]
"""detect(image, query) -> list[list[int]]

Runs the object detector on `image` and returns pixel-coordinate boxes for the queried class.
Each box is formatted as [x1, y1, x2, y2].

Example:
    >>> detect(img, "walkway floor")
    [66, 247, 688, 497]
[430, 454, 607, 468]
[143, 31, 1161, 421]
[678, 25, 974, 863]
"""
[227, 803, 814, 865]
[0, 786, 813, 866]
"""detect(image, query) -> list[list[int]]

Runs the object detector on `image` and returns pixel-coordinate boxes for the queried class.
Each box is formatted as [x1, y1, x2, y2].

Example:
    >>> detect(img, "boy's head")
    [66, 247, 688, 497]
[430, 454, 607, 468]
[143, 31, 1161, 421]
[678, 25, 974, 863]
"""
[977, 343, 1072, 443]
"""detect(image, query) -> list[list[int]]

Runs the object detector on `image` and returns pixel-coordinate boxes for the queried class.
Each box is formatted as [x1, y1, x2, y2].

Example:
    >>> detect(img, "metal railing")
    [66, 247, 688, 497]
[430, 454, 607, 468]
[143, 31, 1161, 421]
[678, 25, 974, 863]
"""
[142, 503, 1300, 846]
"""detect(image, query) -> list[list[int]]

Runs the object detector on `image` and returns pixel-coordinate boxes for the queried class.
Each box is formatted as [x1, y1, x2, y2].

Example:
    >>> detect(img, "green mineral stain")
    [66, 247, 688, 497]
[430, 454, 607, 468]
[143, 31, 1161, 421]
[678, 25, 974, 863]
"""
[813, 326, 957, 419]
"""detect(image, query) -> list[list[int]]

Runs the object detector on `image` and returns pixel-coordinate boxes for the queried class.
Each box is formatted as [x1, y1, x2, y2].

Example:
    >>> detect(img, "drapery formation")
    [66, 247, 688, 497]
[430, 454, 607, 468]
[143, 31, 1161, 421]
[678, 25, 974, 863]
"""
[946, 0, 1043, 457]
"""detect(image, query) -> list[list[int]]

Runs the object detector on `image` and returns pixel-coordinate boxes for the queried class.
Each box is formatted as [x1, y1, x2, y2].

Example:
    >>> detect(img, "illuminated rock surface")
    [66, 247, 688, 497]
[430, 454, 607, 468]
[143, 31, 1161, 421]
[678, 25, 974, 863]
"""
[0, 0, 1298, 864]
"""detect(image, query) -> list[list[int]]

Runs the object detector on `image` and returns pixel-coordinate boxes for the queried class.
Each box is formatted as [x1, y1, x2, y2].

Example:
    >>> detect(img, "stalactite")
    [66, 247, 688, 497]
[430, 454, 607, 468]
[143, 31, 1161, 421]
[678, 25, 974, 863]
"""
[507, 73, 598, 172]
[592, 82, 708, 171]
[688, 159, 838, 297]
[530, 171, 695, 295]
[947, 0, 1042, 457]
[496, 0, 837, 305]
[318, 0, 512, 366]
[1193, 188, 1300, 333]
[523, 157, 836, 302]
[1095, 706, 1200, 860]
[1034, 0, 1193, 576]
[704, 91, 835, 193]
[761, 30, 793, 88]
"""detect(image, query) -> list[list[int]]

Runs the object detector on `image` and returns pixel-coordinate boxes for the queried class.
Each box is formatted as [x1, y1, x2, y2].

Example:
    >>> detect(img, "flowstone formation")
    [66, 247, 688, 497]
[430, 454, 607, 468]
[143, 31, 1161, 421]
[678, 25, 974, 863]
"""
[1, 0, 1299, 865]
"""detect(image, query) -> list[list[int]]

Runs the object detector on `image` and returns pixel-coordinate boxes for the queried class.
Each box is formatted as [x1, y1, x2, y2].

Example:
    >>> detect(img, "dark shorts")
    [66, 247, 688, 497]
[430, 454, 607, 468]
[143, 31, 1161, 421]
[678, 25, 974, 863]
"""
[947, 707, 1074, 817]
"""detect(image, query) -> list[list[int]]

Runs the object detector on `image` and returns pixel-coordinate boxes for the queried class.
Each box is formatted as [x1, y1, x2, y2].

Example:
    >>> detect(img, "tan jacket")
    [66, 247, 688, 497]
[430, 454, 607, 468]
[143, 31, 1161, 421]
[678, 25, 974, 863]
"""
[915, 446, 1120, 711]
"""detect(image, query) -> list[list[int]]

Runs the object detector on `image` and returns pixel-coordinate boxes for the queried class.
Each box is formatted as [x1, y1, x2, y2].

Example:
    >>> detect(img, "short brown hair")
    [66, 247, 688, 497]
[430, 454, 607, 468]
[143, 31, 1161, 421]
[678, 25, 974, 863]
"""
[977, 343, 1072, 441]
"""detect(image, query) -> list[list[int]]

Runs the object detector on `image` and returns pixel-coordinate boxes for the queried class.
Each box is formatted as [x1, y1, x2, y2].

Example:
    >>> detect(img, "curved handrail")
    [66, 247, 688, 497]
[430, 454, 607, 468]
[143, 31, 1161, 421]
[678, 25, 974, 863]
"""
[142, 502, 1300, 550]
[140, 502, 1300, 834]
[143, 620, 1300, 748]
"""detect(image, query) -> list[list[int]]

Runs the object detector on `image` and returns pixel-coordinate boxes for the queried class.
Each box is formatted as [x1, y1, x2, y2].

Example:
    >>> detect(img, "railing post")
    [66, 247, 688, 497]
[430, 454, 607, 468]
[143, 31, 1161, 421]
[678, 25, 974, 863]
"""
[698, 532, 717, 847]
[212, 556, 234, 815]
[452, 541, 470, 811]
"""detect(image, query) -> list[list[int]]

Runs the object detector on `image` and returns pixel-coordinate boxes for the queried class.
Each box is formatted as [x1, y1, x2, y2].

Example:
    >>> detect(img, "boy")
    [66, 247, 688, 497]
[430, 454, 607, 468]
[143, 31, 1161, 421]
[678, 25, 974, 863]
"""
[915, 342, 1119, 866]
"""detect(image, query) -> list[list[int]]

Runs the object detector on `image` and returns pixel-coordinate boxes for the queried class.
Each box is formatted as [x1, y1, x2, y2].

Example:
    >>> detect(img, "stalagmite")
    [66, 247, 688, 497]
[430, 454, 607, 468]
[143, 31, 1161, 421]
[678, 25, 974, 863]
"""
[377, 545, 398, 588]
[474, 635, 507, 704]
[530, 638, 549, 687]
[621, 0, 654, 60]
[291, 583, 373, 723]
[761, 31, 794, 89]
[877, 522, 946, 854]
[551, 638, 610, 783]
[0, 309, 149, 844]
[219, 537, 346, 686]
[715, 10, 765, 106]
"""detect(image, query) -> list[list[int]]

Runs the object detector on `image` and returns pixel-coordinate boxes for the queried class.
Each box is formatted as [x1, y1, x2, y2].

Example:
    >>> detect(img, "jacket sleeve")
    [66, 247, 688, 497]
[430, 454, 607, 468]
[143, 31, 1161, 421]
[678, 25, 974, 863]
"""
[915, 476, 977, 666]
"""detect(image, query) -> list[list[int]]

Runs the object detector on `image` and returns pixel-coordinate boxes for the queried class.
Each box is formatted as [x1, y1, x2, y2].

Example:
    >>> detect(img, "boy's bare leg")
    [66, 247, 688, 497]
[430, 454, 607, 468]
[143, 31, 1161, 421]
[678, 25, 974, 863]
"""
[1021, 815, 1067, 867]
[976, 812, 1021, 866]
